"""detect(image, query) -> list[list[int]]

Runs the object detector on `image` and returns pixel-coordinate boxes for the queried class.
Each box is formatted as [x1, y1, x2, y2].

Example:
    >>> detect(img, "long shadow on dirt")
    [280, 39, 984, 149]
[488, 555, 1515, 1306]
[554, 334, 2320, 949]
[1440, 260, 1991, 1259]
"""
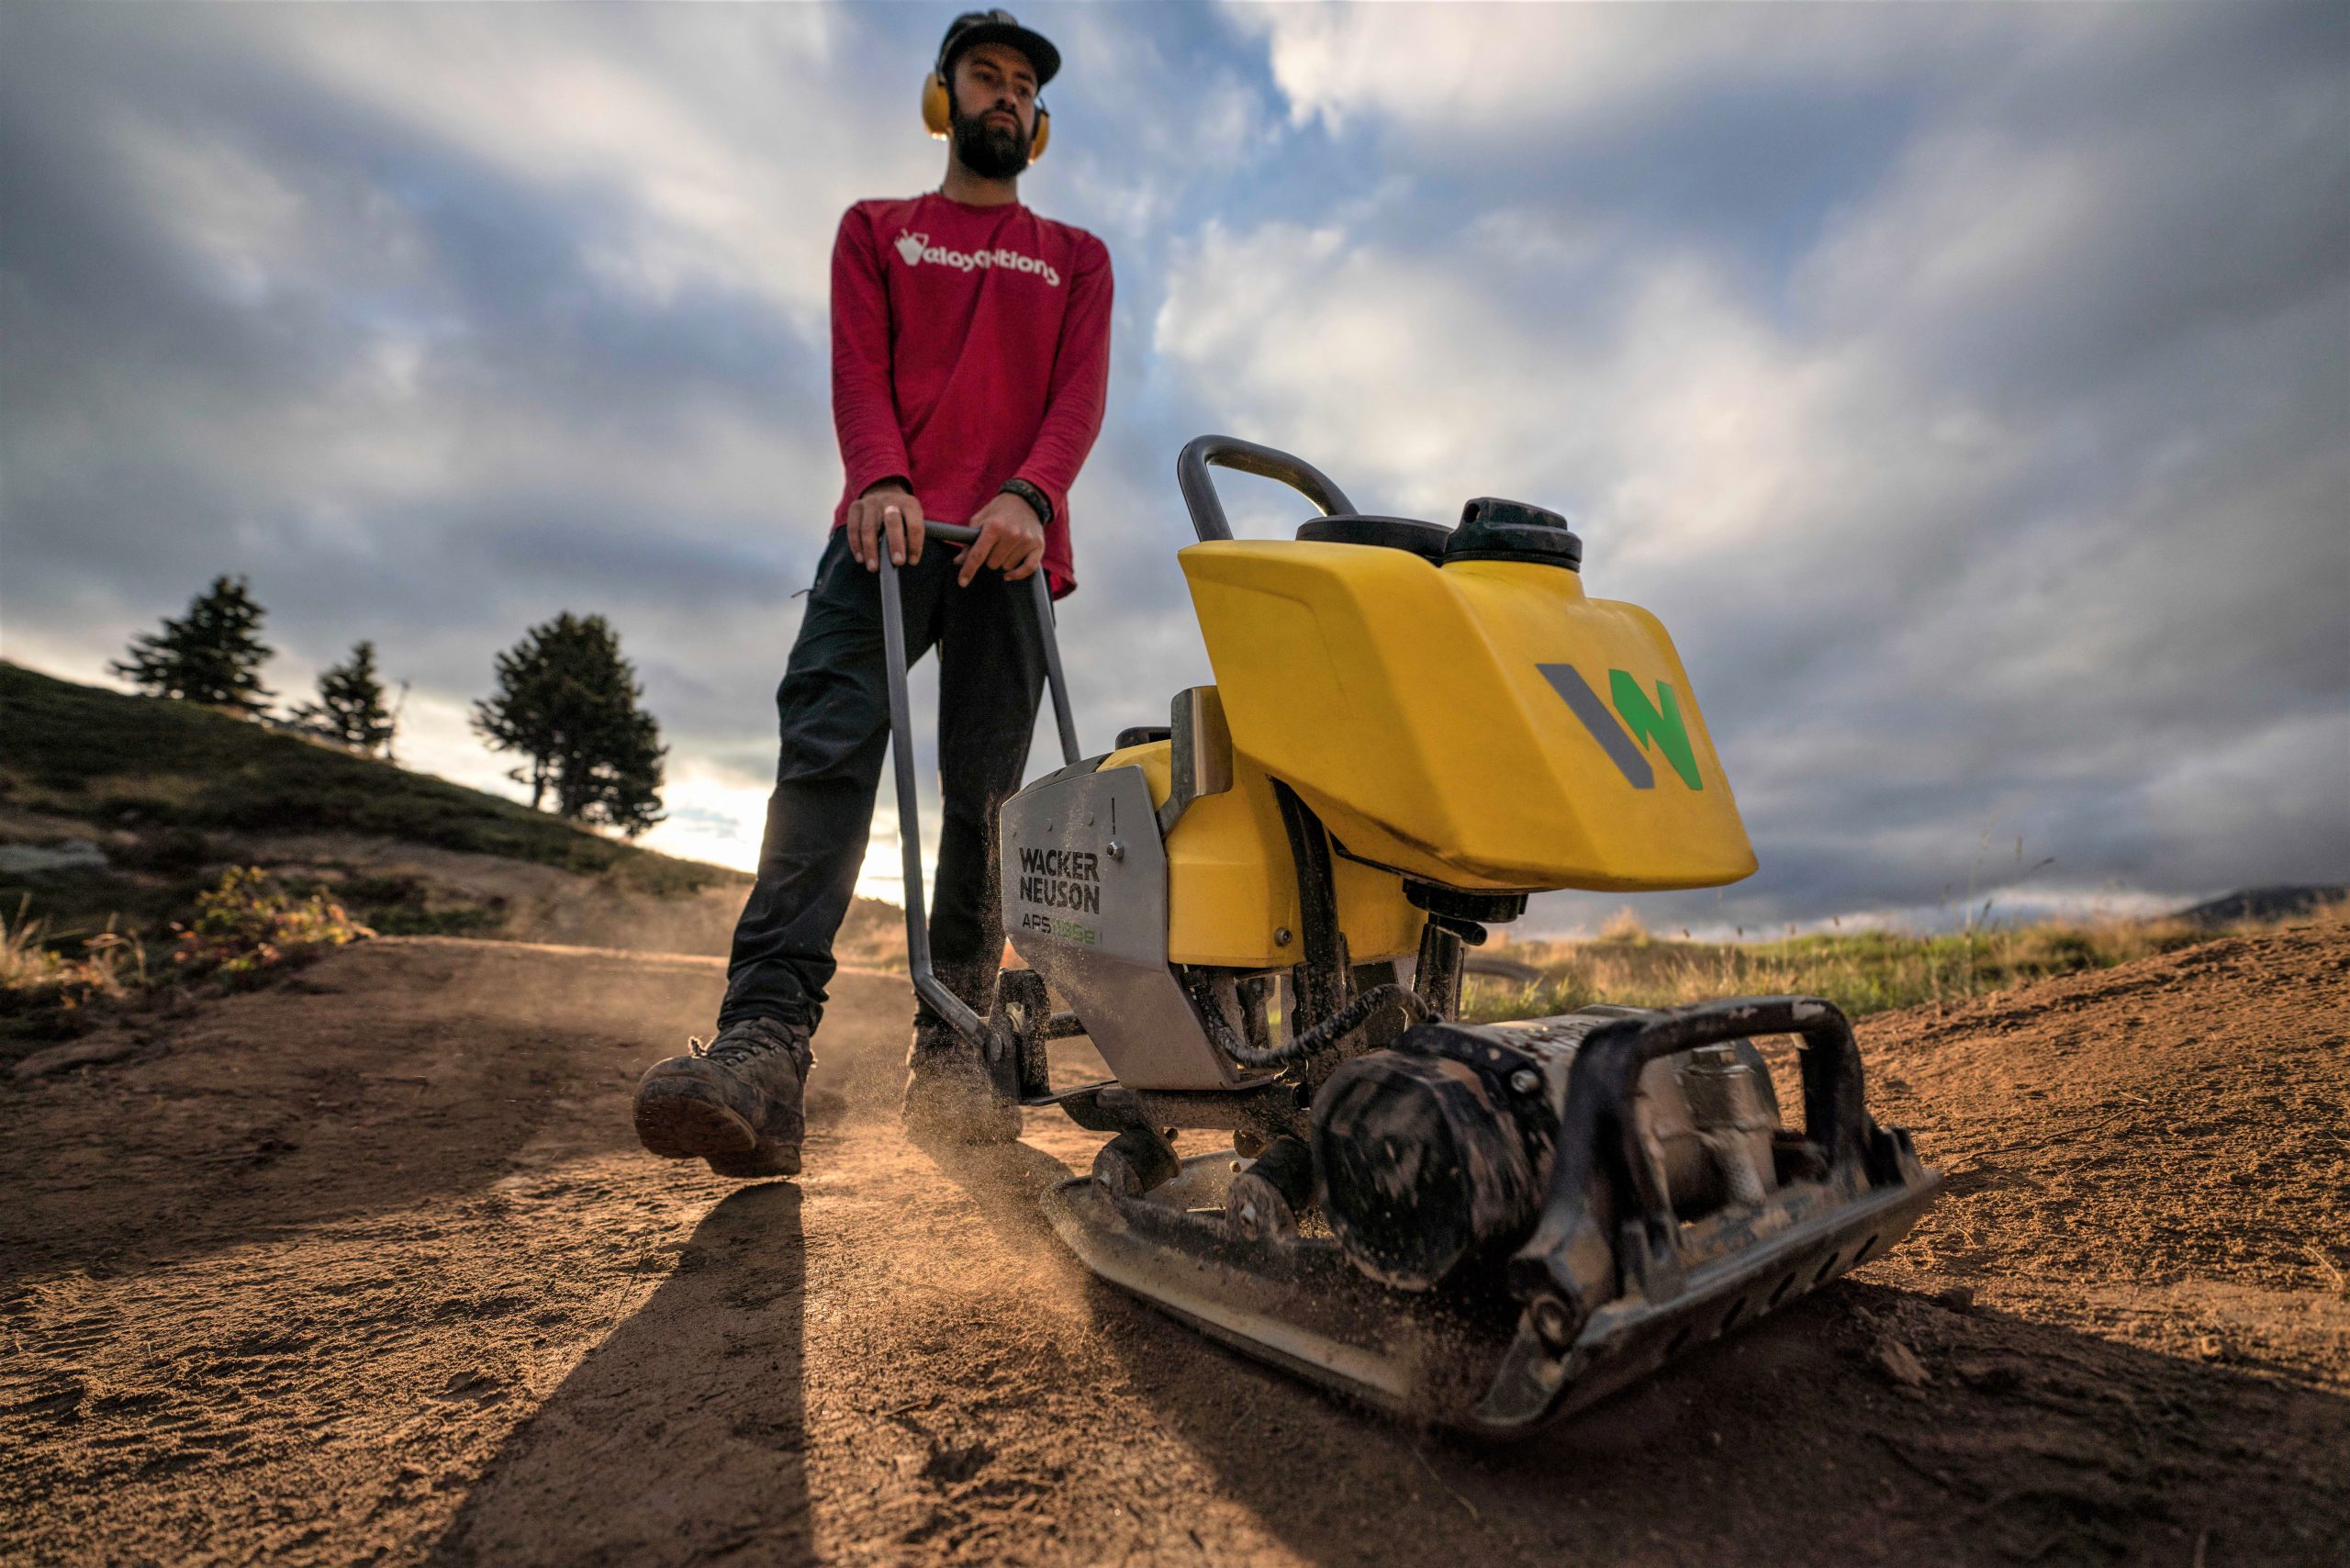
[0, 941, 907, 1290]
[0, 948, 690, 1287]
[428, 1182, 811, 1567]
[1089, 1270, 2350, 1567]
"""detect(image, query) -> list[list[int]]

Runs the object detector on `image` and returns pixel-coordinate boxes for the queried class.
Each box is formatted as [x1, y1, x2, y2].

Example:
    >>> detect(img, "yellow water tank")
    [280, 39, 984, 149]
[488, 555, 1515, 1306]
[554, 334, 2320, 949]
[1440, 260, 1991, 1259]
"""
[1180, 538, 1755, 893]
[1102, 738, 1425, 969]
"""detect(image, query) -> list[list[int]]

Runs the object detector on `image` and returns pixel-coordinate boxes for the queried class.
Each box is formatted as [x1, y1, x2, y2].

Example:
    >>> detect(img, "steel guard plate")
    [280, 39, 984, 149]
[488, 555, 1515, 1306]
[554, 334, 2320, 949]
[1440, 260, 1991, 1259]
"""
[1000, 765, 1244, 1091]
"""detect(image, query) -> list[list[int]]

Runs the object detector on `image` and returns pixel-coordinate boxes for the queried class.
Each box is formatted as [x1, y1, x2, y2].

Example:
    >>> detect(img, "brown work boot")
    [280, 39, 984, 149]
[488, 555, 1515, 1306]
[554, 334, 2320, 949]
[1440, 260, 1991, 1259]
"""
[900, 1018, 1022, 1148]
[633, 1016, 812, 1178]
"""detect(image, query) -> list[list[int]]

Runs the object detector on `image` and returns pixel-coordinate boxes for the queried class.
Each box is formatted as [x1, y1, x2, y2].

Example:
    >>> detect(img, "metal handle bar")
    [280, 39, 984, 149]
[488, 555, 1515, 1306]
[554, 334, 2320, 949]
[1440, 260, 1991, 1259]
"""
[876, 521, 1080, 1047]
[1176, 434, 1360, 543]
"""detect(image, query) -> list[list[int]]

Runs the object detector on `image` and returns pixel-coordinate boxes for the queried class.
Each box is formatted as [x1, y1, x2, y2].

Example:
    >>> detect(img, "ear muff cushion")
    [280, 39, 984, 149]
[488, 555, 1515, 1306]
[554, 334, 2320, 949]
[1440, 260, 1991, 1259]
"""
[923, 73, 1048, 161]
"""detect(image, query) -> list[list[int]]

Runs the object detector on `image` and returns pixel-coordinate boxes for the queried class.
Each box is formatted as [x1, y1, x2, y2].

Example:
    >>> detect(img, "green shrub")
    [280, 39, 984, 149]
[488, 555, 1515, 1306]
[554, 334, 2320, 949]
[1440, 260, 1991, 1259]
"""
[331, 873, 505, 937]
[170, 867, 372, 988]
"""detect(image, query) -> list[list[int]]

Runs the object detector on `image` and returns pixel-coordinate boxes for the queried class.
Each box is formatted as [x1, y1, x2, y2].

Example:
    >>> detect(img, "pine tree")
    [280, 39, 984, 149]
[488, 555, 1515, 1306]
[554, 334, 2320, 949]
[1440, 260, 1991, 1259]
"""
[111, 576, 275, 716]
[291, 640, 397, 756]
[471, 612, 666, 836]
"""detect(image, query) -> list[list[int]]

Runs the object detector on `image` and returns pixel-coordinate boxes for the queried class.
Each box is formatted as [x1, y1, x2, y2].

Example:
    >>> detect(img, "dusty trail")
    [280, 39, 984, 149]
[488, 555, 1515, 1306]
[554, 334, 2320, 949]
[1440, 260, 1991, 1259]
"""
[3, 929, 2344, 1565]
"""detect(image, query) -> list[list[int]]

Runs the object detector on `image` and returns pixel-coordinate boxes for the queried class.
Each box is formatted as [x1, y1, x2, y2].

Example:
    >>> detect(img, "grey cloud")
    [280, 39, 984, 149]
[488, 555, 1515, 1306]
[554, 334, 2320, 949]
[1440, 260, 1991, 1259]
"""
[1, 5, 872, 756]
[1163, 4, 2350, 927]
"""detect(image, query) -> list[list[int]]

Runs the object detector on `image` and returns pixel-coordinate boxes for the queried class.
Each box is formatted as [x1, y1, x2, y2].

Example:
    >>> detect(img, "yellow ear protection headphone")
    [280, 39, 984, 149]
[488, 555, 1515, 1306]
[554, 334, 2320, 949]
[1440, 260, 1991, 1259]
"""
[921, 64, 1051, 161]
[922, 10, 1053, 162]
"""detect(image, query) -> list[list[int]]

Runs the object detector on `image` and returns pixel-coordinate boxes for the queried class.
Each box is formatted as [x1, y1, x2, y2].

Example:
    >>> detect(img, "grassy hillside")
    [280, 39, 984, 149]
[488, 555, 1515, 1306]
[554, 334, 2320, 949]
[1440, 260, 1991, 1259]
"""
[1, 660, 732, 890]
[1467, 902, 2342, 1024]
[0, 658, 784, 965]
[0, 664, 936, 1049]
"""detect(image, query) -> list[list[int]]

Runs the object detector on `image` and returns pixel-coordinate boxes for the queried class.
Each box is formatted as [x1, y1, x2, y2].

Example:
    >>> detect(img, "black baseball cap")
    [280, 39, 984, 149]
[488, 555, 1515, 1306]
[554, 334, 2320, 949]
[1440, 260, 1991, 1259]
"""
[936, 9, 1060, 87]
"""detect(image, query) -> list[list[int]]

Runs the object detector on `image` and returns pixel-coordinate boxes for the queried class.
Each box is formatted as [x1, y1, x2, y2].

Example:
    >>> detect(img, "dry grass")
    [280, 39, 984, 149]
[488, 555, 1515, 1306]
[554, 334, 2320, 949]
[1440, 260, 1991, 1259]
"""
[0, 897, 144, 1012]
[1461, 899, 2347, 1024]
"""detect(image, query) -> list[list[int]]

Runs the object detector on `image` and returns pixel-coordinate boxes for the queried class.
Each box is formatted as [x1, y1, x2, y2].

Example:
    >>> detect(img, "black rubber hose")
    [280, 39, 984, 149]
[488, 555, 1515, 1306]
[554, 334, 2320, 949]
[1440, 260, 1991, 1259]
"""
[1188, 977, 1429, 1070]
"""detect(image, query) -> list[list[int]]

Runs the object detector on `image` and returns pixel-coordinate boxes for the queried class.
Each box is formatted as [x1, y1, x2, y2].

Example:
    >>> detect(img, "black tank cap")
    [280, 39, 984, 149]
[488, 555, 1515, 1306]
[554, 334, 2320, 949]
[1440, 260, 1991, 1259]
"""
[1443, 497, 1583, 571]
[1295, 514, 1451, 562]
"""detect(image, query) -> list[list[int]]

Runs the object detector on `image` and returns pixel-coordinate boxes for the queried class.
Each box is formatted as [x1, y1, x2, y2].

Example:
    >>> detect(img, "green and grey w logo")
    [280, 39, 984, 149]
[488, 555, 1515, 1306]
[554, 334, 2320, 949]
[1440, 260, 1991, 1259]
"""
[1539, 665, 1703, 790]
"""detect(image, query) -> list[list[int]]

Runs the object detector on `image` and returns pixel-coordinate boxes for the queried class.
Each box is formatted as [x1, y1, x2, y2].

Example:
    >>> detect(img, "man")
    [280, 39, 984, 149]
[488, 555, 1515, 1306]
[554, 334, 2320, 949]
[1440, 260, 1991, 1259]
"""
[632, 10, 1111, 1179]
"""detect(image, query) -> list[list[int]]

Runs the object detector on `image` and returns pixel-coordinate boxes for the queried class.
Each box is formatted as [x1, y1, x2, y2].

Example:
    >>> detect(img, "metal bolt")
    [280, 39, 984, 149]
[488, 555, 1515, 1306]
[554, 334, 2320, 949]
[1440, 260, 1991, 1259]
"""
[1274, 927, 1292, 946]
[1529, 1294, 1577, 1350]
[1509, 1067, 1542, 1095]
[1106, 840, 1124, 860]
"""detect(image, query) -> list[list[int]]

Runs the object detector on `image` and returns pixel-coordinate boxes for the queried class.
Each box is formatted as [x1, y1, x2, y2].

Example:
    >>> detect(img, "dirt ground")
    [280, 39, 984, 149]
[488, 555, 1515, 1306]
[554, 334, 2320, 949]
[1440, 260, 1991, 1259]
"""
[3, 926, 2344, 1565]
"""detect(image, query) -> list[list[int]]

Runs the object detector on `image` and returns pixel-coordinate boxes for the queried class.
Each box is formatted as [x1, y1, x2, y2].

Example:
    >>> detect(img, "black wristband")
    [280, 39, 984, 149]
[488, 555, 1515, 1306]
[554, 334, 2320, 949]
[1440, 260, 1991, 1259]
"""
[999, 477, 1053, 527]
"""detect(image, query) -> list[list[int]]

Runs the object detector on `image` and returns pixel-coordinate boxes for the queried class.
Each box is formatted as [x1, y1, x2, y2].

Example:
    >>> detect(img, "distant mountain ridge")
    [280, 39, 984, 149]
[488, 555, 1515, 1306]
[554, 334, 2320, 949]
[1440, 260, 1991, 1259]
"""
[2174, 885, 2346, 928]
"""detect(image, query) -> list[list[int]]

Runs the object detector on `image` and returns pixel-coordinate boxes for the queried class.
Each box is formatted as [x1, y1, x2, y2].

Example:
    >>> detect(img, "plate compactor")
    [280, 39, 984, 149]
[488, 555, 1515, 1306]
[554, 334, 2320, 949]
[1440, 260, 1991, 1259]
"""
[879, 437, 1941, 1438]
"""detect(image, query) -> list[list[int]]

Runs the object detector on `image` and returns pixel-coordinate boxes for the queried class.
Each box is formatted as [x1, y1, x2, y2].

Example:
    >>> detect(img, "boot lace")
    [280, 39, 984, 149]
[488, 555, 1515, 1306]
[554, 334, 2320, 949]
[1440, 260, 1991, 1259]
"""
[695, 1017, 805, 1068]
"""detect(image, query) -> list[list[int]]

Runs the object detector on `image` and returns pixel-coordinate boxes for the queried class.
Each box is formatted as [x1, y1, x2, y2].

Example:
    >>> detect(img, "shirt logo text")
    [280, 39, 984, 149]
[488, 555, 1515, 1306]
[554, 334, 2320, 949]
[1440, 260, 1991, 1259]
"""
[894, 230, 1061, 287]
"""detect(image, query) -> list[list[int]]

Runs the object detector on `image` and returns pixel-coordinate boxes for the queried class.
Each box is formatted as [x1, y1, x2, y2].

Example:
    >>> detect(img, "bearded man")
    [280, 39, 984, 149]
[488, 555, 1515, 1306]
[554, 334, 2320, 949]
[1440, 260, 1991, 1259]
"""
[633, 10, 1112, 1177]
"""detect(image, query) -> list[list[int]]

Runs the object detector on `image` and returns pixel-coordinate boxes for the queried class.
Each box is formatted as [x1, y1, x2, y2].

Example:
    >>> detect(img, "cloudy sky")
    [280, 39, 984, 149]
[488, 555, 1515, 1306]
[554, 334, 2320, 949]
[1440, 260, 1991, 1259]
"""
[5, 2, 2344, 935]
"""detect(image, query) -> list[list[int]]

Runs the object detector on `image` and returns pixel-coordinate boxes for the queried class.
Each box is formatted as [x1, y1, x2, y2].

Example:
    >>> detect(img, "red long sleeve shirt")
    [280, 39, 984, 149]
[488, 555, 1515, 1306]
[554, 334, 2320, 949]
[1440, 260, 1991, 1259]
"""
[829, 192, 1113, 598]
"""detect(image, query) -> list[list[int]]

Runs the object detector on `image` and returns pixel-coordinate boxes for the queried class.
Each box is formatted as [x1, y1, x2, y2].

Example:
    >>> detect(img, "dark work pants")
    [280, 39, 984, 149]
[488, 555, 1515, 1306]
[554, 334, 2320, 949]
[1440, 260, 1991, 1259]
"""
[719, 528, 1047, 1034]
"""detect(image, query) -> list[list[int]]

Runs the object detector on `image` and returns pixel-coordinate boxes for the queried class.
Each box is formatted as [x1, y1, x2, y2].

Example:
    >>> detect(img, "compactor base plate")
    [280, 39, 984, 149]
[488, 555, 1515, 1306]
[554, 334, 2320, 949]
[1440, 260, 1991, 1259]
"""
[1043, 1151, 1943, 1437]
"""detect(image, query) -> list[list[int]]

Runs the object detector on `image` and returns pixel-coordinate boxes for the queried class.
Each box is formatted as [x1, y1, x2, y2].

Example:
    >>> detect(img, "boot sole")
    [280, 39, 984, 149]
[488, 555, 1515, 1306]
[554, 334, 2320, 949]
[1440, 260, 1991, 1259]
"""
[634, 1082, 800, 1177]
